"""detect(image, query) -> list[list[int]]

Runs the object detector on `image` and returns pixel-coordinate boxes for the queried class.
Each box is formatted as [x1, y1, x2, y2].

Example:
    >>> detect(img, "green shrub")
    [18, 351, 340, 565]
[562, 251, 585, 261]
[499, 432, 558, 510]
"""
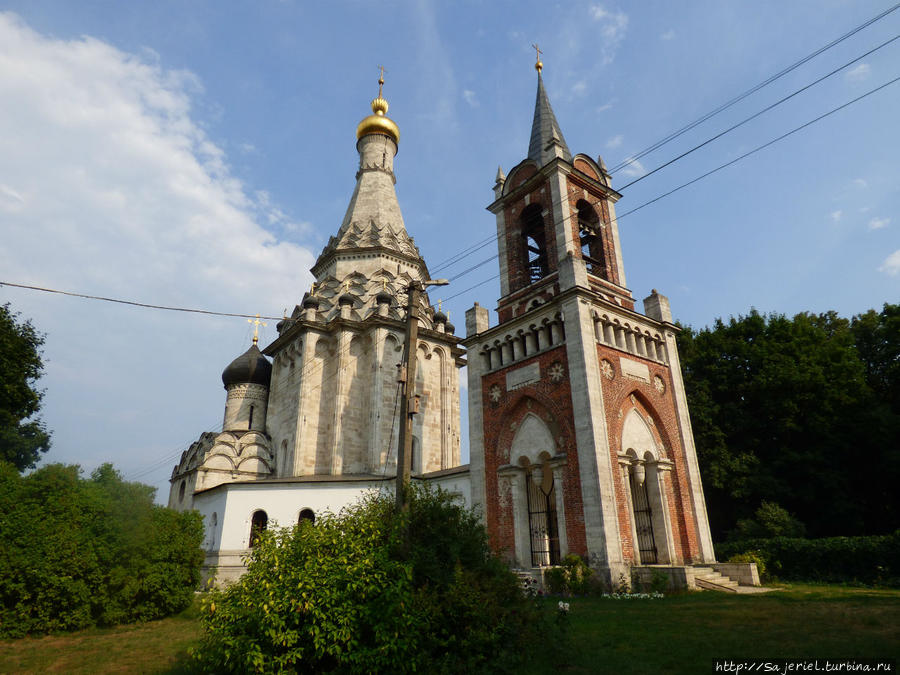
[538, 554, 594, 596]
[728, 501, 806, 541]
[716, 531, 900, 586]
[544, 566, 567, 594]
[192, 485, 559, 674]
[0, 462, 204, 637]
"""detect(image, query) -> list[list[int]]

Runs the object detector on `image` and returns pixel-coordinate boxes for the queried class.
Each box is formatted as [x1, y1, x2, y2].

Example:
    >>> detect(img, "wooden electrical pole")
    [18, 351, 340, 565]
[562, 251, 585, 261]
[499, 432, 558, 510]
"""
[395, 282, 421, 511]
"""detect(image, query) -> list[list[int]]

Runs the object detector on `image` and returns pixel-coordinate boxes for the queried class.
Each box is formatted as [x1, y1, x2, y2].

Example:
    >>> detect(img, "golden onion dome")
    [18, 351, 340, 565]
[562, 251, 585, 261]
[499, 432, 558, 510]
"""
[356, 71, 400, 144]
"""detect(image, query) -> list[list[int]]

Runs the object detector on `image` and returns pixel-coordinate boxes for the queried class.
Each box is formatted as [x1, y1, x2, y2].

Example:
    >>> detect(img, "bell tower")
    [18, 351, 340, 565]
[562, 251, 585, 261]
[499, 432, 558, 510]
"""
[464, 57, 714, 583]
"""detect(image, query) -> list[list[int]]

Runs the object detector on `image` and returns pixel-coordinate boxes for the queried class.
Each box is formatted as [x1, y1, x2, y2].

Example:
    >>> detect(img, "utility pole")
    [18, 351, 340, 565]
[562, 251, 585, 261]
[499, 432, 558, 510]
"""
[395, 278, 447, 511]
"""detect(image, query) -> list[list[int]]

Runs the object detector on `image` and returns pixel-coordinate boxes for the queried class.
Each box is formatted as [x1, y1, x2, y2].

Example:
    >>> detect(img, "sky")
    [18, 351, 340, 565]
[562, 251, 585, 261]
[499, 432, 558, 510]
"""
[1, 1, 897, 501]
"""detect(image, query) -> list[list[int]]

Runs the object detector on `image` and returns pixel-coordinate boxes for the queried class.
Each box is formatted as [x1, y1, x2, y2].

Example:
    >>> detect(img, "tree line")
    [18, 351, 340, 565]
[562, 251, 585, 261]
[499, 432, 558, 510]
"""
[677, 303, 899, 542]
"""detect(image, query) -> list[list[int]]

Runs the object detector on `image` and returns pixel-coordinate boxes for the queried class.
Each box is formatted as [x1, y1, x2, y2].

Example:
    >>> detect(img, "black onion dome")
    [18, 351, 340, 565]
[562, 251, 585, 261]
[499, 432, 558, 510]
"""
[222, 344, 272, 388]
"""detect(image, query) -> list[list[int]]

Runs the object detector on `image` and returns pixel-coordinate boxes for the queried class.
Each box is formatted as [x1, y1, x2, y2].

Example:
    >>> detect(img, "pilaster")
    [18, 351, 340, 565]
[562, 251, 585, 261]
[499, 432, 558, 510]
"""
[560, 293, 623, 569]
[664, 325, 715, 561]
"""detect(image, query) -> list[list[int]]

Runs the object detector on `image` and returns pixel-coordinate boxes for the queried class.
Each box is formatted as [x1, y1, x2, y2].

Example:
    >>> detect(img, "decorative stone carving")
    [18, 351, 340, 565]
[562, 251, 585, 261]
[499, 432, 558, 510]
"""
[489, 384, 502, 404]
[654, 375, 666, 394]
[548, 361, 565, 383]
[600, 359, 614, 380]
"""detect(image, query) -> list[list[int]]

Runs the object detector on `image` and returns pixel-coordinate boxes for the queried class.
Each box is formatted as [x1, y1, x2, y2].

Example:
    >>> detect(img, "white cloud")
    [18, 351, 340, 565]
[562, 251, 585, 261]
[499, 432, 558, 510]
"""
[596, 99, 616, 113]
[462, 89, 479, 107]
[869, 217, 891, 230]
[853, 178, 868, 189]
[571, 80, 587, 96]
[830, 210, 842, 223]
[589, 5, 628, 64]
[0, 12, 314, 307]
[845, 63, 871, 82]
[660, 29, 676, 41]
[0, 12, 317, 486]
[619, 157, 646, 177]
[879, 250, 900, 276]
[606, 134, 624, 149]
[0, 183, 26, 212]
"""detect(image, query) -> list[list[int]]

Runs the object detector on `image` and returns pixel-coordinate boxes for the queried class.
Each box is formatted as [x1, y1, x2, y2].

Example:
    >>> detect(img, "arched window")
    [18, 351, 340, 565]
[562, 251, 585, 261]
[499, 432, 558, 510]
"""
[298, 508, 315, 525]
[208, 512, 218, 551]
[577, 200, 607, 279]
[521, 204, 549, 283]
[178, 480, 186, 503]
[249, 509, 268, 548]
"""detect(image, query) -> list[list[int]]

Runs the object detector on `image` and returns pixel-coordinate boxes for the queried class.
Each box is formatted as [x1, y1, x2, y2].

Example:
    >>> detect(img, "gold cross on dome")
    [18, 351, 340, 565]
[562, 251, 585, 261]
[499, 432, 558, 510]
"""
[247, 314, 267, 345]
[310, 282, 317, 296]
[377, 65, 386, 96]
[438, 299, 443, 312]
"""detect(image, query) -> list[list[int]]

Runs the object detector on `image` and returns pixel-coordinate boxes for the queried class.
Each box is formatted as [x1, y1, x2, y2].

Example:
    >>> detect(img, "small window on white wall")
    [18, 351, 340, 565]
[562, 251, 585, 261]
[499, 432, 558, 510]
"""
[249, 510, 268, 547]
[298, 508, 315, 525]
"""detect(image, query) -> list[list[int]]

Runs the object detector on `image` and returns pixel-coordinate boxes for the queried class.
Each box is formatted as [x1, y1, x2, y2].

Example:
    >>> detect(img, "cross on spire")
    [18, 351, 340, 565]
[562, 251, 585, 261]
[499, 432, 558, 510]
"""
[377, 65, 385, 96]
[532, 43, 543, 71]
[247, 314, 267, 345]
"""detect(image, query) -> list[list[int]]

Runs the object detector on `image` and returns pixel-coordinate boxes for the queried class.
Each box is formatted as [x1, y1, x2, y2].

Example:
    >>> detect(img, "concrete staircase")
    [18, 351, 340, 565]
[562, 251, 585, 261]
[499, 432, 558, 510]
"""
[692, 566, 740, 593]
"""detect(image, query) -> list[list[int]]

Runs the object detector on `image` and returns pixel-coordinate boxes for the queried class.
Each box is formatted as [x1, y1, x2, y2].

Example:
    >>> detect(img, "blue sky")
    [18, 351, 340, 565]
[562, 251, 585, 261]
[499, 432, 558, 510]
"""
[1, 1, 897, 500]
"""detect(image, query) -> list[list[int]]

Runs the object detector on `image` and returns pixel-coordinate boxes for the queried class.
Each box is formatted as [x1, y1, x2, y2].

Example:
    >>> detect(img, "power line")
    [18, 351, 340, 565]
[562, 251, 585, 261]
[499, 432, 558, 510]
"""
[618, 33, 900, 191]
[615, 73, 900, 220]
[609, 2, 900, 174]
[0, 281, 284, 320]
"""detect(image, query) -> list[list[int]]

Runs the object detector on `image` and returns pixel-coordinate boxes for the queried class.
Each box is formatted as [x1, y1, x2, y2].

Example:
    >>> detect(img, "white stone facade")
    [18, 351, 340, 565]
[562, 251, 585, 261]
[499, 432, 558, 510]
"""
[168, 87, 470, 581]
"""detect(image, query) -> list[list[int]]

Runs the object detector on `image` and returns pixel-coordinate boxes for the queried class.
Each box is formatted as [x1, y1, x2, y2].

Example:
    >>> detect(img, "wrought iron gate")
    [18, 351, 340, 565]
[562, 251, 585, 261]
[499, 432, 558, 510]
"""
[629, 469, 658, 564]
[526, 470, 560, 567]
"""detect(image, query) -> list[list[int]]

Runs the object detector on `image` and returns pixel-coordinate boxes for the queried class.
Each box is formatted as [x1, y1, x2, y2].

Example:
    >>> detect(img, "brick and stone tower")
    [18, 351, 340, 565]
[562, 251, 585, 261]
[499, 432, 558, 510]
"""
[262, 73, 463, 479]
[463, 59, 714, 582]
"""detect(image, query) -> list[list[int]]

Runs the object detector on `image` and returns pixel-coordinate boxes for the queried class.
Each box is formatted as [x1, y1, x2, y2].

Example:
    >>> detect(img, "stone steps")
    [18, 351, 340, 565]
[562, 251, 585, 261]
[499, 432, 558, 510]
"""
[692, 566, 740, 593]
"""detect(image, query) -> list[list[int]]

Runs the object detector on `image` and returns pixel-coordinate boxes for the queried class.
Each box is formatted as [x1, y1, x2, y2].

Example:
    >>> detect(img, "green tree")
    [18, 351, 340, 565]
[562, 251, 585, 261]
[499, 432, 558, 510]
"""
[0, 462, 204, 637]
[678, 309, 899, 540]
[0, 303, 51, 470]
[193, 485, 557, 674]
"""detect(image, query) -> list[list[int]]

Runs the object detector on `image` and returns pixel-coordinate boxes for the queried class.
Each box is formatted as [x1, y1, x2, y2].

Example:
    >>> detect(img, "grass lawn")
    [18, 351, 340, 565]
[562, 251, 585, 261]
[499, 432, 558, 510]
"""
[1, 584, 897, 674]
[0, 603, 201, 674]
[526, 584, 900, 675]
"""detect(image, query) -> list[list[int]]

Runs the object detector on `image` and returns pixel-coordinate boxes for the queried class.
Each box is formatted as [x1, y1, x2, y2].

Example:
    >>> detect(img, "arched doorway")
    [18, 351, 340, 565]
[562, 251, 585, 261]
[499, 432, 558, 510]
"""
[525, 460, 560, 566]
[620, 407, 675, 565]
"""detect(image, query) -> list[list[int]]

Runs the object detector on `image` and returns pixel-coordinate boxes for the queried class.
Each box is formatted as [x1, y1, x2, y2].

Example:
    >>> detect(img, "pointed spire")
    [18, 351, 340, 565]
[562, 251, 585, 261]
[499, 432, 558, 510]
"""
[527, 68, 572, 166]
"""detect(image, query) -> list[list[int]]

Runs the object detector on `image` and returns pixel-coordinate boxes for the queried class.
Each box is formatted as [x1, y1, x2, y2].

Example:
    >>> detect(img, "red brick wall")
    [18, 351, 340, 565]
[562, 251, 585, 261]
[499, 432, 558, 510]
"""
[479, 346, 588, 560]
[565, 175, 621, 287]
[596, 343, 702, 563]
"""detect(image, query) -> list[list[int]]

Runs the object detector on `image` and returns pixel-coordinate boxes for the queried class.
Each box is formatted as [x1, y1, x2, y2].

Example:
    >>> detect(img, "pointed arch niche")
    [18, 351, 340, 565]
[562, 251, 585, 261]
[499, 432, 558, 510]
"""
[617, 404, 676, 565]
[500, 411, 569, 568]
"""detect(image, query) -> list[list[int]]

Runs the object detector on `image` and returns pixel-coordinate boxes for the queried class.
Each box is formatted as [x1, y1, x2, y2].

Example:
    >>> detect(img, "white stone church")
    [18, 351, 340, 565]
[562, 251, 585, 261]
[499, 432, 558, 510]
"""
[170, 63, 732, 588]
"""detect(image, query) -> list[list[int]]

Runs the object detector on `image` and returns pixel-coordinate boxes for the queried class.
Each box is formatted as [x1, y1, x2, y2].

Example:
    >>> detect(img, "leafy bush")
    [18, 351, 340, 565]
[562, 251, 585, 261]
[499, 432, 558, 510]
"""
[728, 501, 806, 540]
[543, 554, 595, 596]
[716, 531, 900, 586]
[0, 462, 204, 637]
[192, 485, 559, 674]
